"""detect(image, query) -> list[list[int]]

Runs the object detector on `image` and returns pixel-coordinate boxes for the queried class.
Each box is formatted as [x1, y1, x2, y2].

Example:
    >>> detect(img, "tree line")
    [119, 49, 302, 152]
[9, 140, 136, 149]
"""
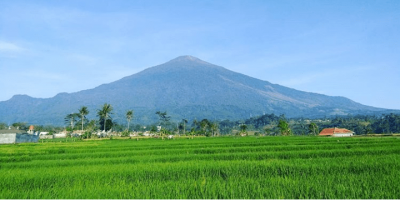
[1, 103, 400, 137]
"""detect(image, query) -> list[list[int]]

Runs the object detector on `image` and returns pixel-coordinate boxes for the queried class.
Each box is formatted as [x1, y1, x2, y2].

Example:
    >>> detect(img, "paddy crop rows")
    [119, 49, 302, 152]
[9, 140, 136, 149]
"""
[1, 136, 400, 198]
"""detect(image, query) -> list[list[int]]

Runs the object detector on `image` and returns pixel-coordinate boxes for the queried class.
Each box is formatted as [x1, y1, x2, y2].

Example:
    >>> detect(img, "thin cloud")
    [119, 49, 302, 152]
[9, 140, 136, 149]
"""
[0, 41, 25, 52]
[68, 54, 98, 66]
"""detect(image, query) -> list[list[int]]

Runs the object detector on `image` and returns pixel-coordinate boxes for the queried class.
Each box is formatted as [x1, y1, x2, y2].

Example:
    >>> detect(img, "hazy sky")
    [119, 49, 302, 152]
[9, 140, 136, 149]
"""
[1, 0, 399, 109]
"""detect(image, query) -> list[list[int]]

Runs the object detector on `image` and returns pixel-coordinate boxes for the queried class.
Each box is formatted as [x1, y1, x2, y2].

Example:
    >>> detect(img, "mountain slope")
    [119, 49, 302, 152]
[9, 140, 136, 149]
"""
[0, 56, 393, 125]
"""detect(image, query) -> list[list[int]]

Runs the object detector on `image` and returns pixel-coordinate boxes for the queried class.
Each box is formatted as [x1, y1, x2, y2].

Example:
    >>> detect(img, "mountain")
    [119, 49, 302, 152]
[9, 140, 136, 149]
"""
[0, 56, 396, 125]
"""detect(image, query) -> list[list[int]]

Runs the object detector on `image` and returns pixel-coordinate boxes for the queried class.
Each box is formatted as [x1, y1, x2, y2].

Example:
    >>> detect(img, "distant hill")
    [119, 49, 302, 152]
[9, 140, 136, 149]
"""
[0, 55, 397, 125]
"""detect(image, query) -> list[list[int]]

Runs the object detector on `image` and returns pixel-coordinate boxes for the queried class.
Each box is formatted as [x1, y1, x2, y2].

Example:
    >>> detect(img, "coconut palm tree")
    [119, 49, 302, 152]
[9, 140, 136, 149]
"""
[97, 103, 113, 132]
[65, 113, 79, 131]
[200, 119, 210, 136]
[78, 106, 89, 131]
[211, 122, 219, 137]
[309, 122, 319, 136]
[182, 119, 188, 135]
[192, 119, 198, 131]
[126, 110, 134, 131]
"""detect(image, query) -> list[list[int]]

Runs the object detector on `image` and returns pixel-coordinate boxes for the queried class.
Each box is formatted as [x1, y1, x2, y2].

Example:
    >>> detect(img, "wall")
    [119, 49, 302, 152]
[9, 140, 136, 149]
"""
[15, 134, 39, 143]
[333, 133, 353, 137]
[54, 133, 67, 138]
[0, 134, 17, 144]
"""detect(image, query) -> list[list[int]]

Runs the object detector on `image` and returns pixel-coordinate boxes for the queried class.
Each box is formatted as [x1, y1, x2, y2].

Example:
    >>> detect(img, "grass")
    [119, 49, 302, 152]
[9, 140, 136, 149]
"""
[1, 136, 400, 198]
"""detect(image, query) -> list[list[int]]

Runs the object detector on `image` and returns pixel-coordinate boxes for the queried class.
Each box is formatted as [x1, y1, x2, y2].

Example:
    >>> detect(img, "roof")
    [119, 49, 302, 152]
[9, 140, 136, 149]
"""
[0, 130, 28, 134]
[319, 128, 354, 136]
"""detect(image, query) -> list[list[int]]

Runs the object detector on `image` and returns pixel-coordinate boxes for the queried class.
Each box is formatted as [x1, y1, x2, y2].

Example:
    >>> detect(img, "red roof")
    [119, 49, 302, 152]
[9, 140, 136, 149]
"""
[319, 128, 354, 136]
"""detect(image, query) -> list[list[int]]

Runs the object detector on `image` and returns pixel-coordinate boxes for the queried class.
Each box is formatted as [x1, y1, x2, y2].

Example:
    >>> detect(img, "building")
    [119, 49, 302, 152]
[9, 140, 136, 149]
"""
[39, 132, 54, 139]
[54, 131, 67, 138]
[0, 129, 39, 144]
[319, 127, 354, 137]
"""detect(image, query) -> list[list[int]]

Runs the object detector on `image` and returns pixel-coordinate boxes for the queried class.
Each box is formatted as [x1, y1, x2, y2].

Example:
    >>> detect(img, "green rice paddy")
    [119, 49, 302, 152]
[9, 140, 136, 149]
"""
[1, 136, 400, 199]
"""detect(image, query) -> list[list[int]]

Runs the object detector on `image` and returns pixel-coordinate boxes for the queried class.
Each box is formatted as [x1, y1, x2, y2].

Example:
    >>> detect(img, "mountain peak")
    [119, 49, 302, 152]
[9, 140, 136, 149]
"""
[172, 55, 201, 61]
[135, 55, 226, 78]
[167, 55, 211, 65]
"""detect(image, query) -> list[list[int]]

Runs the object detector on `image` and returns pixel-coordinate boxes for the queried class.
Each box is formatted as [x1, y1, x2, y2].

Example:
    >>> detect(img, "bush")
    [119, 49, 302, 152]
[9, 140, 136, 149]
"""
[82, 131, 92, 139]
[121, 130, 130, 137]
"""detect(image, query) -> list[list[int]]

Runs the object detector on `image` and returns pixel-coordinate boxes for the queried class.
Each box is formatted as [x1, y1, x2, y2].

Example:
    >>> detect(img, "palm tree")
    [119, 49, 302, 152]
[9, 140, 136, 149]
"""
[78, 106, 89, 131]
[126, 110, 134, 131]
[200, 119, 209, 136]
[211, 122, 219, 137]
[65, 113, 79, 131]
[182, 119, 188, 135]
[192, 119, 198, 132]
[97, 103, 113, 132]
[156, 111, 170, 126]
[309, 122, 319, 136]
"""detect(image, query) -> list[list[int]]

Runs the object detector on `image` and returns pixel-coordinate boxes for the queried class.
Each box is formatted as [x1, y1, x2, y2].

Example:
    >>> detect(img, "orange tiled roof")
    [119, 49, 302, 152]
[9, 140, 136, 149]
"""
[319, 128, 354, 136]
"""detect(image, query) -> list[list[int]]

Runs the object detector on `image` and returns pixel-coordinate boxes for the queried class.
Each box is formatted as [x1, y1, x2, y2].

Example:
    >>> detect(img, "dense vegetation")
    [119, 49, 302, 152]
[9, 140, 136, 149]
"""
[241, 113, 400, 135]
[1, 136, 400, 198]
[2, 113, 400, 137]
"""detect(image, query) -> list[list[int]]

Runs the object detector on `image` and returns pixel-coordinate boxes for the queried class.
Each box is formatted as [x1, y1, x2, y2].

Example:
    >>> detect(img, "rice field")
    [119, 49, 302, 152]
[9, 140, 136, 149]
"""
[1, 136, 400, 199]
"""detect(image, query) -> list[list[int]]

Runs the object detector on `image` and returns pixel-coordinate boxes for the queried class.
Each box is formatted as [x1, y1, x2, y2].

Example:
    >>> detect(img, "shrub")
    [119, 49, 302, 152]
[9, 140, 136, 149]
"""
[121, 130, 130, 137]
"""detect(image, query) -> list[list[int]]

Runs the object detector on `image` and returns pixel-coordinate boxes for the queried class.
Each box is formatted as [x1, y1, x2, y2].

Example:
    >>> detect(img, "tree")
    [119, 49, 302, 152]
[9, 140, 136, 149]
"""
[0, 123, 7, 130]
[192, 119, 199, 132]
[278, 119, 292, 136]
[239, 124, 247, 136]
[11, 122, 28, 130]
[160, 128, 170, 140]
[85, 120, 97, 139]
[210, 122, 219, 137]
[178, 123, 184, 134]
[65, 113, 79, 131]
[99, 119, 114, 132]
[189, 127, 196, 139]
[156, 111, 171, 127]
[97, 103, 113, 132]
[264, 127, 271, 136]
[309, 122, 319, 136]
[156, 111, 171, 133]
[182, 119, 188, 135]
[365, 125, 373, 135]
[78, 106, 89, 131]
[126, 110, 134, 131]
[200, 119, 210, 136]
[150, 126, 157, 135]
[87, 120, 97, 131]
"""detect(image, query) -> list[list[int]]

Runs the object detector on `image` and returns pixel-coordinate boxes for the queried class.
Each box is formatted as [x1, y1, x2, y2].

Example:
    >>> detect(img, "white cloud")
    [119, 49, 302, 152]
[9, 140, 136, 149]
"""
[0, 41, 25, 52]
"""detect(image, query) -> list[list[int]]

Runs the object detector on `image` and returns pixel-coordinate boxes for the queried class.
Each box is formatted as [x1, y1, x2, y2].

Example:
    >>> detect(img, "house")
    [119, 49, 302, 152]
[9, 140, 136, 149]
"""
[28, 125, 35, 134]
[319, 127, 354, 137]
[39, 132, 54, 139]
[54, 131, 68, 138]
[0, 129, 39, 144]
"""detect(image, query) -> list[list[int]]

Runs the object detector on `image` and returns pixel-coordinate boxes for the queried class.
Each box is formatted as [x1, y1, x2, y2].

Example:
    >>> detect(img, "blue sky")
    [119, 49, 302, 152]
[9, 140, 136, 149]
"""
[0, 0, 399, 109]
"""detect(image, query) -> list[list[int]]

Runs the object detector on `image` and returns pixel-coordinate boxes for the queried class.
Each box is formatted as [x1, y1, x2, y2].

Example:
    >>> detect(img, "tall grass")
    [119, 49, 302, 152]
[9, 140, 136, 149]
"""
[1, 136, 399, 198]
